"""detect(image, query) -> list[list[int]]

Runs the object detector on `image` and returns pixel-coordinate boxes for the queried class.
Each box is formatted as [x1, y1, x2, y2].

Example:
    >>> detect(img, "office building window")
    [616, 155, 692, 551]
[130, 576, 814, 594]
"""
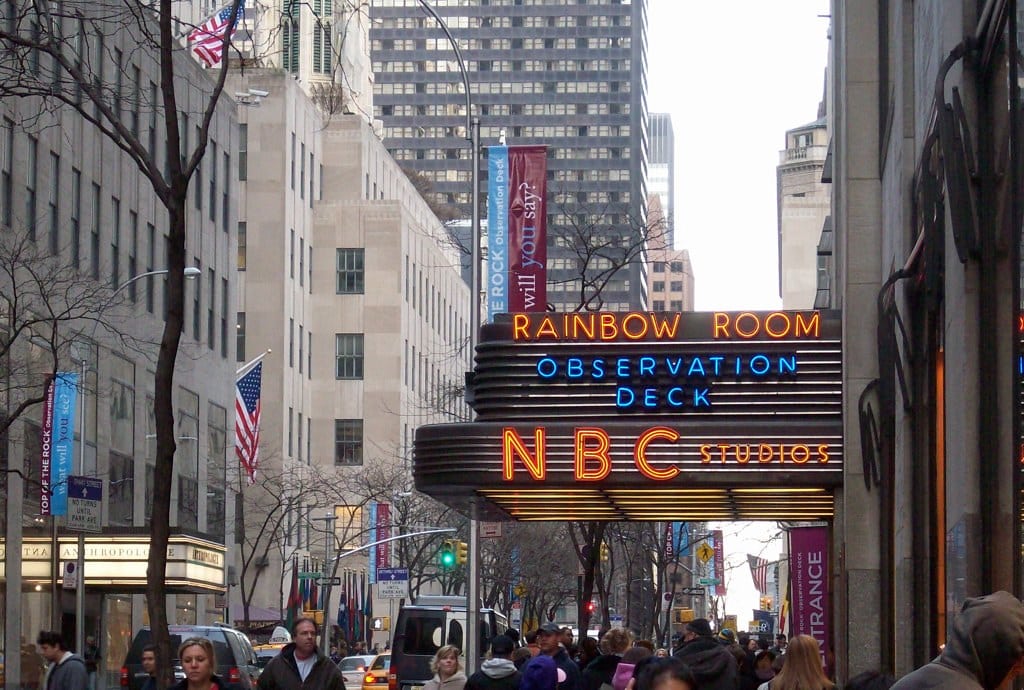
[299, 237, 305, 287]
[47, 152, 59, 253]
[289, 318, 294, 367]
[335, 333, 364, 379]
[209, 141, 217, 222]
[90, 183, 101, 279]
[110, 197, 121, 288]
[336, 248, 365, 294]
[288, 407, 294, 456]
[128, 211, 138, 302]
[298, 324, 304, 374]
[221, 278, 229, 359]
[238, 124, 247, 180]
[236, 312, 246, 362]
[71, 168, 81, 267]
[25, 136, 37, 240]
[1, 117, 13, 228]
[237, 221, 246, 270]
[207, 269, 216, 350]
[334, 419, 363, 466]
[192, 258, 201, 341]
[290, 228, 295, 278]
[146, 223, 156, 313]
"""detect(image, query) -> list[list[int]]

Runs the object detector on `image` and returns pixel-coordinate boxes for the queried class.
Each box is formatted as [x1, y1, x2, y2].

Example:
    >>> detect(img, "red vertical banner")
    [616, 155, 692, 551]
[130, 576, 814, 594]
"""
[377, 502, 390, 569]
[788, 526, 830, 670]
[507, 145, 548, 312]
[712, 529, 727, 596]
[39, 375, 56, 516]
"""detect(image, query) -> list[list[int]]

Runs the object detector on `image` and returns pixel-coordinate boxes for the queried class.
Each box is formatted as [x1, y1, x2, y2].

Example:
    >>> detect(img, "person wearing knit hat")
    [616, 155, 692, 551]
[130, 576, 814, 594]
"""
[673, 619, 737, 690]
[716, 629, 736, 646]
[522, 656, 567, 690]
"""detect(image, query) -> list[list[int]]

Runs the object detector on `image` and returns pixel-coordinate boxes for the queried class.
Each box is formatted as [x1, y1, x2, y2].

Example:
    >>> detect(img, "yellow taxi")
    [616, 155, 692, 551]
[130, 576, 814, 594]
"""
[362, 653, 390, 690]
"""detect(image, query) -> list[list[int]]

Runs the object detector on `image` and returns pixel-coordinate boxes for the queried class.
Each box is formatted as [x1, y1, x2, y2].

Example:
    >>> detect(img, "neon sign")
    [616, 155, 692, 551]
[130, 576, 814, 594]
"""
[511, 311, 821, 342]
[501, 426, 835, 482]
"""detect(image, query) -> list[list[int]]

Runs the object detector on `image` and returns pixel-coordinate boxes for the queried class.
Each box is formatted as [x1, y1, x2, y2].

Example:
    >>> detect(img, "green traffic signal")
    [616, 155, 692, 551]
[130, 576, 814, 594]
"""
[439, 539, 456, 568]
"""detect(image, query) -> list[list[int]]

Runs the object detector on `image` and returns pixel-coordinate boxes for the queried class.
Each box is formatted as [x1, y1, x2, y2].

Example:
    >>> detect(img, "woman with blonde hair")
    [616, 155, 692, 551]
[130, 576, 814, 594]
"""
[172, 638, 228, 690]
[424, 645, 468, 690]
[757, 635, 832, 690]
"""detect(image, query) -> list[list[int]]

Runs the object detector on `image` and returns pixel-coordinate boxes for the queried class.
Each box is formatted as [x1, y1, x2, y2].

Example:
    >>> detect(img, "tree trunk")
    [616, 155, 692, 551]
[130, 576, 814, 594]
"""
[146, 194, 186, 688]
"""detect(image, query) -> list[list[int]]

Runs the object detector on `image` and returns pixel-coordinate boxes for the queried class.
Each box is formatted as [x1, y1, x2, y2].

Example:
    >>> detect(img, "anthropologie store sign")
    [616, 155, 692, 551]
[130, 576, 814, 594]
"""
[0, 535, 225, 592]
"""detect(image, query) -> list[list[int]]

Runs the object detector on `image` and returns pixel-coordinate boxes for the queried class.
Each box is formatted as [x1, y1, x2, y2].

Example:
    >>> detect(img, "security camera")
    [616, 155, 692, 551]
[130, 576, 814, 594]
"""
[248, 88, 269, 98]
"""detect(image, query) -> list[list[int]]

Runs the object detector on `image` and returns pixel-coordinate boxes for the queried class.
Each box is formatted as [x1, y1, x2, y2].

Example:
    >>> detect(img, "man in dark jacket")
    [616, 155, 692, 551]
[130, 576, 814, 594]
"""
[258, 617, 346, 690]
[672, 619, 736, 690]
[537, 623, 581, 690]
[466, 635, 521, 690]
[891, 591, 1024, 690]
[37, 631, 89, 690]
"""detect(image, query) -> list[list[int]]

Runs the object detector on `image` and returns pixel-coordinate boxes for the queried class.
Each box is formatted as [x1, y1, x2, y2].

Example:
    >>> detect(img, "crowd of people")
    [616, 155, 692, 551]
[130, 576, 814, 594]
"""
[27, 589, 1024, 690]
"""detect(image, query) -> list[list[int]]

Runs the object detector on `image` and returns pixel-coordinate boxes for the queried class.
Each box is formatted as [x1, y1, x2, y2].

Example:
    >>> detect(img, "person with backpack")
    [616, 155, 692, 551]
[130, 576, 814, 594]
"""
[465, 636, 520, 690]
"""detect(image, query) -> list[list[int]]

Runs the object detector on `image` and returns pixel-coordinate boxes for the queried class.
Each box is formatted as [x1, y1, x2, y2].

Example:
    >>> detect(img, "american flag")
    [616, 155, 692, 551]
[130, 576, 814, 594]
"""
[188, 1, 245, 68]
[235, 361, 262, 485]
[748, 554, 770, 593]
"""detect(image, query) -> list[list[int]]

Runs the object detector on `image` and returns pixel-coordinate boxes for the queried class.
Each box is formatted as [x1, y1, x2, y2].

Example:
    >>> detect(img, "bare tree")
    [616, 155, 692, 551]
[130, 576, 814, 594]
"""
[1, 0, 242, 684]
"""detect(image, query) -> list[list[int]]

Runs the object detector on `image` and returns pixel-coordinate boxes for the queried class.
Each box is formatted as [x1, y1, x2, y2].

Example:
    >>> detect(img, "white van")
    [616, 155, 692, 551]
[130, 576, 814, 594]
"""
[389, 596, 509, 690]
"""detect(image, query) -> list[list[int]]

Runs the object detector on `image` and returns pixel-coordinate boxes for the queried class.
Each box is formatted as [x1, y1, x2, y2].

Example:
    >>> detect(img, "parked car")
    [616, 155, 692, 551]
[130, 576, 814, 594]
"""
[121, 624, 260, 690]
[339, 655, 376, 689]
[362, 653, 390, 690]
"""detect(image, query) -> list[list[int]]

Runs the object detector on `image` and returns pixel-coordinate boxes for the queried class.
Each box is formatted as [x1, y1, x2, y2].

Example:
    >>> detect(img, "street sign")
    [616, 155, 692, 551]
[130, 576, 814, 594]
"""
[62, 561, 79, 590]
[377, 567, 408, 598]
[609, 614, 624, 628]
[480, 522, 503, 538]
[680, 587, 706, 596]
[298, 571, 319, 580]
[316, 576, 342, 586]
[67, 475, 102, 532]
[696, 542, 714, 564]
[697, 577, 720, 586]
[661, 591, 673, 612]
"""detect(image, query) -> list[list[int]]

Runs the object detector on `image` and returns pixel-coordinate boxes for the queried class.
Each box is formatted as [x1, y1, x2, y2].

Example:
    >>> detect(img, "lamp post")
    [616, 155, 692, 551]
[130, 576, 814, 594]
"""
[65, 266, 200, 655]
[413, 0, 483, 672]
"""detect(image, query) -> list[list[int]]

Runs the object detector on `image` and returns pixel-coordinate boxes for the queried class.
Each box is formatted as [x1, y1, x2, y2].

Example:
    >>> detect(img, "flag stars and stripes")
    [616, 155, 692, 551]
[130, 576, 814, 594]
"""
[188, 1, 245, 68]
[235, 362, 262, 485]
[748, 554, 770, 594]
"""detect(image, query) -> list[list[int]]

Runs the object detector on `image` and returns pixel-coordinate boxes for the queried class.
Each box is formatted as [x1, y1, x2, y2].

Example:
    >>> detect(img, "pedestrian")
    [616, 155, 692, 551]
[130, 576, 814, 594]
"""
[653, 650, 668, 659]
[330, 646, 342, 665]
[171, 638, 228, 690]
[422, 645, 467, 690]
[635, 657, 696, 690]
[671, 619, 737, 690]
[537, 623, 582, 690]
[22, 637, 47, 690]
[560, 628, 578, 664]
[611, 646, 652, 690]
[140, 645, 159, 690]
[83, 636, 100, 690]
[525, 631, 541, 658]
[465, 635, 520, 690]
[759, 635, 831, 690]
[751, 651, 775, 687]
[581, 628, 632, 690]
[257, 617, 346, 690]
[890, 591, 1024, 690]
[37, 630, 88, 690]
[577, 638, 600, 669]
[768, 635, 786, 657]
[513, 647, 534, 671]
[521, 656, 566, 690]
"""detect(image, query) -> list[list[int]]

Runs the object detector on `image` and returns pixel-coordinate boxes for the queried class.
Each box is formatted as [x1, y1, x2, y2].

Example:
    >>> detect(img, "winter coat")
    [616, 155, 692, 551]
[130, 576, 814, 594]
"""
[45, 653, 89, 690]
[610, 663, 633, 690]
[891, 590, 1024, 690]
[550, 648, 581, 690]
[580, 654, 622, 690]
[465, 659, 521, 690]
[673, 636, 737, 690]
[423, 671, 468, 690]
[257, 643, 346, 690]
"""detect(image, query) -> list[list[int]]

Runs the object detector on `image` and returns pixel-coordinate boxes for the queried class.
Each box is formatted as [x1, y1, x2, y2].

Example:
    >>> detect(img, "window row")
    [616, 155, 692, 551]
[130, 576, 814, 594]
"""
[404, 255, 469, 347]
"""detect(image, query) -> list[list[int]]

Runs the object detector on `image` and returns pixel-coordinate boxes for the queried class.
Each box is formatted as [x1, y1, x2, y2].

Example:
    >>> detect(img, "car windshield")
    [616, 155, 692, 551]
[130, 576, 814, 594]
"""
[340, 657, 371, 671]
[370, 656, 390, 671]
[127, 629, 233, 666]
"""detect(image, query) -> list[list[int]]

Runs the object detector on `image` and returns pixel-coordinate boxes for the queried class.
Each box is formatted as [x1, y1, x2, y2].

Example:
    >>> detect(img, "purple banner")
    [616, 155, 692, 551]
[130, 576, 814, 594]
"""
[507, 146, 547, 312]
[377, 502, 390, 569]
[39, 376, 56, 515]
[712, 529, 727, 596]
[788, 526, 830, 668]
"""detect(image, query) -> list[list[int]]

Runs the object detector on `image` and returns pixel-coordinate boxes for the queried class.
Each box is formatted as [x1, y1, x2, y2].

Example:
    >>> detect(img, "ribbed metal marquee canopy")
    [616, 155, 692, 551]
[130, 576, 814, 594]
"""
[414, 310, 843, 521]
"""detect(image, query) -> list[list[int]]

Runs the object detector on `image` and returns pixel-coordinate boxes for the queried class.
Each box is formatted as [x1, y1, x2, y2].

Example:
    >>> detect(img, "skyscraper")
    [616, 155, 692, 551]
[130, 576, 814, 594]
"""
[648, 112, 675, 248]
[370, 0, 651, 311]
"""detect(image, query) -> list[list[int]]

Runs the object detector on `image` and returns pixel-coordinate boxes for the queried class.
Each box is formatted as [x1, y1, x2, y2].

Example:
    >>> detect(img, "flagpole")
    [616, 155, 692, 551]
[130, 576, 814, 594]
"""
[236, 348, 272, 377]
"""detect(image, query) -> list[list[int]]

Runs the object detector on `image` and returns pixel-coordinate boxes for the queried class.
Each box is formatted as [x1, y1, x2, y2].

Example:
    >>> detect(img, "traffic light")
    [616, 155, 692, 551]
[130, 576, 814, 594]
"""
[439, 539, 456, 569]
[585, 600, 596, 614]
[456, 541, 469, 566]
[600, 543, 609, 562]
[759, 596, 773, 611]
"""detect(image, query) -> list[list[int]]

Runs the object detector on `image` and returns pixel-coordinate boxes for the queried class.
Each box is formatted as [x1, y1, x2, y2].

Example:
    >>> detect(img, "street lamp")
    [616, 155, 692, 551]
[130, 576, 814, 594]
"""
[413, 0, 483, 672]
[64, 266, 200, 654]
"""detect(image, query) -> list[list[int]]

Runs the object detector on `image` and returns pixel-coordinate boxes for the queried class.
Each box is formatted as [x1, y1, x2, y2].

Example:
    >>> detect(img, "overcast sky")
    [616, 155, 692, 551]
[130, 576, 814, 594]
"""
[647, 0, 832, 312]
[646, 1, 831, 625]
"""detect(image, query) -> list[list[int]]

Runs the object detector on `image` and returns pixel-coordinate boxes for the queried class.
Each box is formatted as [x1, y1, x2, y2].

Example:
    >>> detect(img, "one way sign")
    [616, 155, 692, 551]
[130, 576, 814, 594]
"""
[67, 475, 102, 533]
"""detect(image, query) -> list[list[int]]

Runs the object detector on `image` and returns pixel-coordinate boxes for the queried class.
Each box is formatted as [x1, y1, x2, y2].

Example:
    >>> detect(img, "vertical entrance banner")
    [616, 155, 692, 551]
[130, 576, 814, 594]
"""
[50, 372, 79, 516]
[788, 526, 830, 667]
[712, 529, 727, 597]
[39, 376, 56, 515]
[488, 145, 547, 319]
